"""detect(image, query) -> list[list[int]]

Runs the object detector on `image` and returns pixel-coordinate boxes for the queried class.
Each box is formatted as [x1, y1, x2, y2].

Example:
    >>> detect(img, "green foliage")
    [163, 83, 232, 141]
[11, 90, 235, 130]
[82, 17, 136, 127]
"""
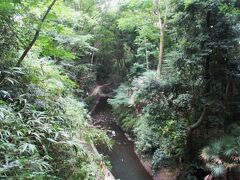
[109, 71, 188, 169]
[63, 63, 96, 94]
[92, 0, 239, 177]
[0, 54, 110, 178]
[37, 36, 76, 61]
[1, 0, 240, 178]
[134, 117, 160, 154]
[121, 115, 137, 132]
[152, 149, 170, 172]
[108, 83, 131, 108]
[127, 63, 145, 79]
[117, 0, 159, 71]
[118, 0, 155, 31]
[173, 94, 193, 110]
[201, 136, 240, 177]
[0, 0, 19, 14]
[220, 2, 240, 15]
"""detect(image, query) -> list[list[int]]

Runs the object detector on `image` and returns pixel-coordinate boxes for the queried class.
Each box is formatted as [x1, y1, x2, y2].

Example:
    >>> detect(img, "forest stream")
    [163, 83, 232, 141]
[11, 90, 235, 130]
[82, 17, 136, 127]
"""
[91, 97, 153, 180]
[1, 0, 239, 179]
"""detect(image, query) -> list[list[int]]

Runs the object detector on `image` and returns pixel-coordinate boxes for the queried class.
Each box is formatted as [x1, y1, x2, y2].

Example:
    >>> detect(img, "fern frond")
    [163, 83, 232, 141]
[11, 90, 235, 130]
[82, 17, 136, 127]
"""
[209, 164, 226, 177]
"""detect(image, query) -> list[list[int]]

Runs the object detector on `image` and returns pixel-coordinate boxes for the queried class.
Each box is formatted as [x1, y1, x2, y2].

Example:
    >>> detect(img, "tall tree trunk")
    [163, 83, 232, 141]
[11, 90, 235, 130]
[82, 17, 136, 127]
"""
[157, 25, 164, 79]
[91, 50, 95, 65]
[17, 0, 57, 66]
[155, 0, 167, 79]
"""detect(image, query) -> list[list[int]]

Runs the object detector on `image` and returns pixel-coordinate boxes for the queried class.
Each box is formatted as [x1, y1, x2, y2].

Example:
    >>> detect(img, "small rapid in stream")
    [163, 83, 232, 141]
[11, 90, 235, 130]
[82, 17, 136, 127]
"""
[92, 98, 153, 180]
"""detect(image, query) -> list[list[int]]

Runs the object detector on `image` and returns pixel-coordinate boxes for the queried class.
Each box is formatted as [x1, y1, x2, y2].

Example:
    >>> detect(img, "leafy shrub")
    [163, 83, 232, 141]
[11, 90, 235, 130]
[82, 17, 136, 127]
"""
[173, 93, 193, 110]
[0, 56, 110, 179]
[152, 149, 170, 172]
[63, 63, 96, 94]
[201, 136, 240, 177]
[127, 63, 145, 80]
[108, 83, 131, 108]
[110, 71, 188, 164]
[121, 115, 138, 132]
[134, 117, 160, 154]
[158, 119, 187, 157]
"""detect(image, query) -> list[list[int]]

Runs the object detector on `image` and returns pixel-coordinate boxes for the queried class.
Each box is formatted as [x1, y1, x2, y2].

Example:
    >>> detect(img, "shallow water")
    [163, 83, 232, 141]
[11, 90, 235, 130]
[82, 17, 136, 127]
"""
[97, 123, 152, 180]
[110, 125, 152, 180]
[93, 98, 152, 180]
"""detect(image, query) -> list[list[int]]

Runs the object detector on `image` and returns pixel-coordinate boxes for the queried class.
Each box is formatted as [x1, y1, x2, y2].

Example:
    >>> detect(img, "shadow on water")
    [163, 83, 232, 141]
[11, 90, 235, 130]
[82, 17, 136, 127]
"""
[93, 98, 153, 180]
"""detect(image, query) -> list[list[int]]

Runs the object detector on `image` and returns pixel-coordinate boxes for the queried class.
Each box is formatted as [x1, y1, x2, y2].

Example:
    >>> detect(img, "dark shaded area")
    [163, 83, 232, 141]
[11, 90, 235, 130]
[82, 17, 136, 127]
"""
[178, 164, 209, 180]
[92, 97, 111, 114]
[93, 98, 153, 180]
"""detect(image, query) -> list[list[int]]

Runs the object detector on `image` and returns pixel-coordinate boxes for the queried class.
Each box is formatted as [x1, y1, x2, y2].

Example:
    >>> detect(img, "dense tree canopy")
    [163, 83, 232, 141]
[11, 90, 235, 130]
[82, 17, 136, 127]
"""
[0, 0, 239, 179]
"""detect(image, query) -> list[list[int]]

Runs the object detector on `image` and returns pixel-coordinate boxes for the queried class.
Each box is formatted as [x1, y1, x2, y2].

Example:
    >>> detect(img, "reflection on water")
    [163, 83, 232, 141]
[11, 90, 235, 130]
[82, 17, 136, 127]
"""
[98, 123, 153, 180]
[94, 98, 153, 180]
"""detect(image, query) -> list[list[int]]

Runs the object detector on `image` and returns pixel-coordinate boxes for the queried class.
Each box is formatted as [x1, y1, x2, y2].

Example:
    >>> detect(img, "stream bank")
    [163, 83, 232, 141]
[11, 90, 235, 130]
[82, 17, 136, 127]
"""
[91, 98, 153, 180]
[90, 95, 182, 180]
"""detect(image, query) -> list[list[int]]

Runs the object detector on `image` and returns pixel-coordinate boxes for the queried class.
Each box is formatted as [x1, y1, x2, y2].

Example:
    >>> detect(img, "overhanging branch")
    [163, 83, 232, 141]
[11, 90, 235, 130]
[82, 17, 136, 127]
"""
[188, 105, 207, 131]
[17, 0, 57, 66]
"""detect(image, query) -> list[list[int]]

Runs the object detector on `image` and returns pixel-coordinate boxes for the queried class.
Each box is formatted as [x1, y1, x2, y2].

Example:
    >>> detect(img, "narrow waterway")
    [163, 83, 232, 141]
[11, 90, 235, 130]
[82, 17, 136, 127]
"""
[92, 98, 153, 180]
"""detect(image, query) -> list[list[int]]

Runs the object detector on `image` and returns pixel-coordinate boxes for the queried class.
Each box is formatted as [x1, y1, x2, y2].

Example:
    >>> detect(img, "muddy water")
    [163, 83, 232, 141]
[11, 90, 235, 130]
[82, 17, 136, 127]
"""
[93, 98, 153, 180]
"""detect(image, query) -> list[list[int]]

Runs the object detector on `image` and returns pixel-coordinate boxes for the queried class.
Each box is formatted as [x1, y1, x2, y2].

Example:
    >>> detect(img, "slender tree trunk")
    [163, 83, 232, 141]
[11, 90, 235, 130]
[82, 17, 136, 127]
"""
[91, 50, 94, 65]
[17, 0, 57, 65]
[157, 25, 164, 79]
[155, 0, 166, 79]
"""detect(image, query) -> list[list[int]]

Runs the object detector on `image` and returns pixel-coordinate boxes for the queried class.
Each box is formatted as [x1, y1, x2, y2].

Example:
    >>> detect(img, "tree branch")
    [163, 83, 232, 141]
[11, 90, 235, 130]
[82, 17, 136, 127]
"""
[17, 0, 57, 66]
[188, 105, 207, 131]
